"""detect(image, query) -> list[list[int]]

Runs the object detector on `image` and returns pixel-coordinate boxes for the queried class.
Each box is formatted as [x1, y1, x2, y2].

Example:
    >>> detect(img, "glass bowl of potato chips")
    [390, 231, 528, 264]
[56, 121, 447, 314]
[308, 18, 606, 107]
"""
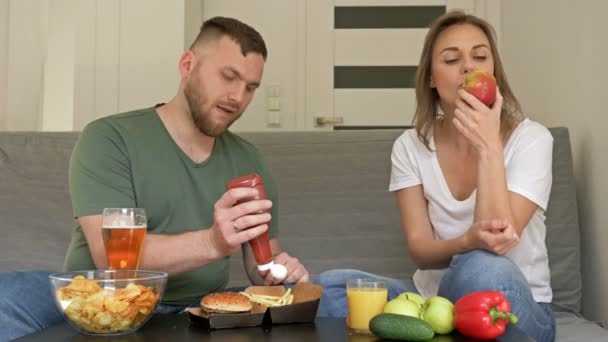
[49, 270, 167, 336]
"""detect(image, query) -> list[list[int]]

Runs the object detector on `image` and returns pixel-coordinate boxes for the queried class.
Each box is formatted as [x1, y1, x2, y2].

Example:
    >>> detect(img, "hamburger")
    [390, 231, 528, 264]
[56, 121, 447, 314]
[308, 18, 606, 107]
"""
[200, 292, 253, 314]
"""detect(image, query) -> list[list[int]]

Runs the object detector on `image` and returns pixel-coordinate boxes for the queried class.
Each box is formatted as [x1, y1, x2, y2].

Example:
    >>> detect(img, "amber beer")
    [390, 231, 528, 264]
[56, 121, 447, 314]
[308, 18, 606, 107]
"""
[102, 208, 147, 270]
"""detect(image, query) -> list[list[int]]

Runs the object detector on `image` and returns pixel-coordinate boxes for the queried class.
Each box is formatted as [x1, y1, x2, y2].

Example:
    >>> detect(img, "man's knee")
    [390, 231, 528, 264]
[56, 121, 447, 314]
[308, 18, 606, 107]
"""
[0, 270, 62, 341]
[0, 270, 54, 301]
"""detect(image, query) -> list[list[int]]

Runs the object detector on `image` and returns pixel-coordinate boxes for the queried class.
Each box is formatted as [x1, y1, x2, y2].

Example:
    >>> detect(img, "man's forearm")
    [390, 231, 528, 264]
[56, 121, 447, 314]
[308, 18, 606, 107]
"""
[138, 229, 222, 275]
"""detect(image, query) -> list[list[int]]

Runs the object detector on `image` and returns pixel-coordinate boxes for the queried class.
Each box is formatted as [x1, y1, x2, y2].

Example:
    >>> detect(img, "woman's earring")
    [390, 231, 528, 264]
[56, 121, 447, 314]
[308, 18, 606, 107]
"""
[430, 79, 436, 88]
[436, 107, 444, 120]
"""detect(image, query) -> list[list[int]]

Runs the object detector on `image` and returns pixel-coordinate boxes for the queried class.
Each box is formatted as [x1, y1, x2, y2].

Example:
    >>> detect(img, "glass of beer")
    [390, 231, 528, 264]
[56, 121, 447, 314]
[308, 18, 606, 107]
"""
[102, 208, 147, 270]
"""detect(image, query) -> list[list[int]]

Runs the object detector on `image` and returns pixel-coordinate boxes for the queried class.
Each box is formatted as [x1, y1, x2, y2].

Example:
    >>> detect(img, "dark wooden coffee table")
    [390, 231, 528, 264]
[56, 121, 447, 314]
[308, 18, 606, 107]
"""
[16, 315, 534, 341]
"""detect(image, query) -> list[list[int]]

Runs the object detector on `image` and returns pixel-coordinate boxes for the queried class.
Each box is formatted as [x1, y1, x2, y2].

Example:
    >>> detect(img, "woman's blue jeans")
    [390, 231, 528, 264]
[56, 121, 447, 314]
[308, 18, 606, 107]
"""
[315, 250, 556, 342]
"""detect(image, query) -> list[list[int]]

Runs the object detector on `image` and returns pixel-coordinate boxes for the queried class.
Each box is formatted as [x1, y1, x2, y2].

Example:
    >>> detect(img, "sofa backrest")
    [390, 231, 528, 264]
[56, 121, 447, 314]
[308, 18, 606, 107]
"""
[230, 131, 411, 285]
[542, 128, 583, 312]
[235, 128, 583, 313]
[0, 128, 582, 312]
[0, 132, 78, 272]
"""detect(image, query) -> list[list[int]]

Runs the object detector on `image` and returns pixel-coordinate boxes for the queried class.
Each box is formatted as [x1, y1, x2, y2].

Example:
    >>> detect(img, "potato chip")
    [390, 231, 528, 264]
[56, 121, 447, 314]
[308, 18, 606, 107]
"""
[56, 276, 160, 334]
[114, 283, 141, 301]
[136, 290, 151, 301]
[69, 275, 102, 293]
[104, 298, 130, 313]
[93, 311, 113, 327]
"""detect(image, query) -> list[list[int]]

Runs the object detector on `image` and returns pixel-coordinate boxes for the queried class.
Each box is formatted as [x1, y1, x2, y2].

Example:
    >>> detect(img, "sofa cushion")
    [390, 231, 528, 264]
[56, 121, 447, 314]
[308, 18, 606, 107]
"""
[555, 310, 607, 341]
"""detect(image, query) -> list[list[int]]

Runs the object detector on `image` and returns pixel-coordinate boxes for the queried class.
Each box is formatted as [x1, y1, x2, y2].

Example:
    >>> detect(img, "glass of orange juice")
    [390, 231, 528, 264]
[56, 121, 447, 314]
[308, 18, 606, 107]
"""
[346, 278, 388, 335]
[102, 208, 147, 270]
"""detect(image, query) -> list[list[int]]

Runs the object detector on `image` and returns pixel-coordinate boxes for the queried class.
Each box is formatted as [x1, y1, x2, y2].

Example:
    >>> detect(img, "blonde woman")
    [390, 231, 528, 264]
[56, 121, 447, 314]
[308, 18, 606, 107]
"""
[317, 10, 555, 342]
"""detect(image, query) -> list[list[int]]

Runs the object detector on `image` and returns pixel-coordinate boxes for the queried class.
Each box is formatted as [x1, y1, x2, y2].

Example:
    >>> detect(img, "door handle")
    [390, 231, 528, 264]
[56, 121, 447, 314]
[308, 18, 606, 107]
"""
[314, 116, 344, 127]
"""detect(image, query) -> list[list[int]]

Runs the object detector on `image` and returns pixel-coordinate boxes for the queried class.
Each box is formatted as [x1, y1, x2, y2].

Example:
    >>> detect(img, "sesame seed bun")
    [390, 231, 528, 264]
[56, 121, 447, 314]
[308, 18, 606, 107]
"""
[200, 292, 252, 313]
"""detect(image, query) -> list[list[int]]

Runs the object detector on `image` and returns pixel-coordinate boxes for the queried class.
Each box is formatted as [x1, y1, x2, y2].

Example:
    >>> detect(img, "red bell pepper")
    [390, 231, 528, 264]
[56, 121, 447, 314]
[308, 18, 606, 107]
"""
[454, 291, 519, 340]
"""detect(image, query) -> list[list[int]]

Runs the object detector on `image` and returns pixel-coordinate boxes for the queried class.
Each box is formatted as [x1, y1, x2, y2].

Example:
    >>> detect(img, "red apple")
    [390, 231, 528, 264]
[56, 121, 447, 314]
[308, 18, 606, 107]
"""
[463, 69, 497, 106]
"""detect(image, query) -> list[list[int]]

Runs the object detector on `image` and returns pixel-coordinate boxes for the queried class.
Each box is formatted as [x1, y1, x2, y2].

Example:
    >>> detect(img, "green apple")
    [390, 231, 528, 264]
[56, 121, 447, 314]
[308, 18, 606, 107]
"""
[422, 296, 455, 334]
[383, 298, 421, 318]
[396, 292, 426, 307]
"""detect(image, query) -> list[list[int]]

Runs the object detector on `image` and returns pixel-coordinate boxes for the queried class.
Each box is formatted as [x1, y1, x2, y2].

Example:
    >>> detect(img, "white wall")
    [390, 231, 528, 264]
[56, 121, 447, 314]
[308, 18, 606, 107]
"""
[72, 0, 98, 130]
[41, 0, 75, 131]
[3, 0, 46, 130]
[0, 0, 299, 132]
[202, 0, 302, 131]
[0, 0, 186, 131]
[0, 0, 8, 130]
[118, 0, 184, 112]
[1, 1, 496, 132]
[501, 0, 608, 324]
[184, 0, 204, 51]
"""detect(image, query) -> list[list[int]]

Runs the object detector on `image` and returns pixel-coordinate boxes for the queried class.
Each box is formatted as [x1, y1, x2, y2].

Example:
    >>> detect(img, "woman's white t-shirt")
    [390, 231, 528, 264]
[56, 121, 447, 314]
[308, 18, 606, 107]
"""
[389, 119, 553, 303]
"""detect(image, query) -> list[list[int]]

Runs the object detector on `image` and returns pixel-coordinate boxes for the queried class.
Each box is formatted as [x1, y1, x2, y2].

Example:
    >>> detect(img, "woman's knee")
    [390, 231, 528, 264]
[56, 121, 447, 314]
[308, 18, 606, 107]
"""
[452, 250, 511, 268]
[452, 250, 523, 280]
[315, 269, 378, 288]
[439, 250, 528, 300]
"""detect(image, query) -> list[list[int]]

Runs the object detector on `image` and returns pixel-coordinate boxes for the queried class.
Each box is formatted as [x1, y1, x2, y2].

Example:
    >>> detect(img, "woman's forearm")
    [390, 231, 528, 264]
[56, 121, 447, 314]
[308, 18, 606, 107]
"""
[409, 234, 471, 270]
[474, 147, 515, 226]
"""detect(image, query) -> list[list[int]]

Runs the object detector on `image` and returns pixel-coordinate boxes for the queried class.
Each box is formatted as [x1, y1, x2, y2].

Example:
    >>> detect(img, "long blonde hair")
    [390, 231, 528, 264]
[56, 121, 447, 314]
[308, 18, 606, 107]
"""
[414, 10, 522, 149]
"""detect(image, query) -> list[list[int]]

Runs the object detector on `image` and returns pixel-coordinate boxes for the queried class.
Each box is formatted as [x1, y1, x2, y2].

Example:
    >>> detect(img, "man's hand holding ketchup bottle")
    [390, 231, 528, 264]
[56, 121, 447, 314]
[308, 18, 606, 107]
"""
[208, 173, 309, 286]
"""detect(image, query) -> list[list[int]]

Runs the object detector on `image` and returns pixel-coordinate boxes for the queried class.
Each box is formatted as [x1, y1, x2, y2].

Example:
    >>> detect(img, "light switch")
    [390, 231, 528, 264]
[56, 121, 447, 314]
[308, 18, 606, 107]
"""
[267, 84, 281, 97]
[267, 97, 281, 111]
[267, 111, 281, 126]
[272, 112, 280, 125]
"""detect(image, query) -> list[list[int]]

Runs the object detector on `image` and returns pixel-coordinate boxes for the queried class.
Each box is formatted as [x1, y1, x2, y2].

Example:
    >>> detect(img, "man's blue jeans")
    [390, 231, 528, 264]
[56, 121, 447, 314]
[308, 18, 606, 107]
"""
[0, 270, 64, 341]
[315, 250, 556, 342]
[0, 270, 191, 341]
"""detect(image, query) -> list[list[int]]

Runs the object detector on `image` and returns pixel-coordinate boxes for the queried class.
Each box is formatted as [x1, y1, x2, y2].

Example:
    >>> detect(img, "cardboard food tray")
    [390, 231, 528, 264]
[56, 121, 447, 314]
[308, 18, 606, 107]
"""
[187, 282, 323, 330]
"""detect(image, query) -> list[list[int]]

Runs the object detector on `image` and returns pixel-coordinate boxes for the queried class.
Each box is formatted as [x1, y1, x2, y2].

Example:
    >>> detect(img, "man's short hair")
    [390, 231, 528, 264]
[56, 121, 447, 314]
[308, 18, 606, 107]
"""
[190, 16, 268, 61]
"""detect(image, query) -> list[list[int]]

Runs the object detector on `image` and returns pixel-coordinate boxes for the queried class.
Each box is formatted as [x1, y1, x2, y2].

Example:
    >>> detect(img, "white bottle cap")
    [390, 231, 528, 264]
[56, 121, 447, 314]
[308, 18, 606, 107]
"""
[257, 261, 287, 281]
[270, 263, 287, 281]
[257, 261, 274, 272]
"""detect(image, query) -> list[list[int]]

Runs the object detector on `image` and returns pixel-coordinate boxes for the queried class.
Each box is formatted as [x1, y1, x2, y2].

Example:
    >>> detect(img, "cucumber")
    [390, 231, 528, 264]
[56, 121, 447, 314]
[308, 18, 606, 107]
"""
[369, 313, 435, 341]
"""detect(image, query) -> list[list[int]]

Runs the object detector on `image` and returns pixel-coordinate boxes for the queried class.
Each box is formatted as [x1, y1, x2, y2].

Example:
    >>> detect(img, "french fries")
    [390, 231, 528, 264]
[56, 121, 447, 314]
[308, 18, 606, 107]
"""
[240, 288, 294, 307]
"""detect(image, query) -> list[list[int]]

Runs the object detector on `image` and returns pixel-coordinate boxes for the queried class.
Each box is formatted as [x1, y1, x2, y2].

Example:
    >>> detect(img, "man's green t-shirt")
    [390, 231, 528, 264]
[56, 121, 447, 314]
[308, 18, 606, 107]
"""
[64, 107, 279, 306]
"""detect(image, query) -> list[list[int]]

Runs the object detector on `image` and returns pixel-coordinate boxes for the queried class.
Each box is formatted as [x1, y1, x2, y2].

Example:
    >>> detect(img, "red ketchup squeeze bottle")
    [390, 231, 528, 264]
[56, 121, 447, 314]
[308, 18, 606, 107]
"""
[226, 174, 287, 281]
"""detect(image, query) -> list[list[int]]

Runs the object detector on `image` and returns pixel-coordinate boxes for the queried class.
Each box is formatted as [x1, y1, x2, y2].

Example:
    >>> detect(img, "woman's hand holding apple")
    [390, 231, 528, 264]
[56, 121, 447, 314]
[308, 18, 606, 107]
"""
[452, 83, 504, 156]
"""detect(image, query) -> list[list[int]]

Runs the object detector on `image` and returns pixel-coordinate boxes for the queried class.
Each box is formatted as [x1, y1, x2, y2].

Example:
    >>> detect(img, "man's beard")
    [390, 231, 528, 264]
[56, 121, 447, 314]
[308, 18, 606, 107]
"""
[184, 80, 239, 137]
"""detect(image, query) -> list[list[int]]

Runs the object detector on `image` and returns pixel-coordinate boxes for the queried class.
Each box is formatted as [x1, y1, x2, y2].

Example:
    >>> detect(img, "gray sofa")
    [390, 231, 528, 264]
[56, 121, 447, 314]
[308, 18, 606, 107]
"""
[1, 128, 606, 341]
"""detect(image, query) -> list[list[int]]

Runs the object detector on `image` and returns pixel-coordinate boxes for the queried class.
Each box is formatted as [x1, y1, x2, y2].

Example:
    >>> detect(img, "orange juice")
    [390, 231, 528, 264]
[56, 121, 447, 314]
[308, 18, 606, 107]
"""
[347, 287, 388, 333]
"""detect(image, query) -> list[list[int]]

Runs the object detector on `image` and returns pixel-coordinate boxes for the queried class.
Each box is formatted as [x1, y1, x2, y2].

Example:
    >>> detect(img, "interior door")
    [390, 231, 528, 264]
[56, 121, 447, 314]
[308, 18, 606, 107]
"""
[305, 0, 476, 130]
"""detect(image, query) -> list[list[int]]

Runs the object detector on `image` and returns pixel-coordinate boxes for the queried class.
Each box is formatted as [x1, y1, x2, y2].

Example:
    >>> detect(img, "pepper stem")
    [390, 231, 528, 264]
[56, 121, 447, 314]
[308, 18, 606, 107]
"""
[490, 307, 519, 325]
